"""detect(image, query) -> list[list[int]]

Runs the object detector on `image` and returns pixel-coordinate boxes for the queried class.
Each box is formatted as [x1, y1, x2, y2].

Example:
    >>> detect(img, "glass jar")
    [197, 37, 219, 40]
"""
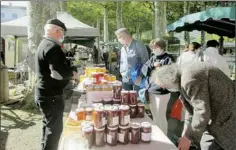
[93, 99, 103, 104]
[81, 121, 94, 130]
[130, 123, 141, 144]
[113, 98, 121, 105]
[119, 105, 130, 126]
[103, 98, 113, 105]
[141, 122, 152, 143]
[113, 83, 122, 99]
[82, 125, 94, 148]
[93, 107, 106, 128]
[118, 125, 130, 145]
[76, 107, 85, 121]
[94, 127, 106, 147]
[129, 90, 137, 105]
[137, 103, 145, 118]
[121, 90, 129, 105]
[129, 105, 137, 118]
[85, 107, 93, 121]
[92, 103, 103, 108]
[107, 126, 118, 146]
[107, 106, 119, 128]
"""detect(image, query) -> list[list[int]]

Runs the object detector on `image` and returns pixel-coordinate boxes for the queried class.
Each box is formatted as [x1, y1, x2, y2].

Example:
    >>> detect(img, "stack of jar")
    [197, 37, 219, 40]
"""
[121, 90, 145, 118]
[86, 83, 113, 92]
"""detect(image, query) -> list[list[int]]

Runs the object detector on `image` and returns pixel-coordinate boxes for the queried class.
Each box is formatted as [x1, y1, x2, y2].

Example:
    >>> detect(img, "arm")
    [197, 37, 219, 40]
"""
[47, 46, 76, 80]
[182, 79, 211, 143]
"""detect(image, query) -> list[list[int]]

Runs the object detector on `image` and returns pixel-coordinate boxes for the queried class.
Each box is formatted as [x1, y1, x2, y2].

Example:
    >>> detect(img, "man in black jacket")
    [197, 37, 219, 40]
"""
[35, 18, 77, 150]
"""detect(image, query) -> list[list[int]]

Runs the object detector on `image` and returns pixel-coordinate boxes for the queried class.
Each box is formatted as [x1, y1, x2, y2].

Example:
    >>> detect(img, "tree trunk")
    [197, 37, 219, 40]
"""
[59, 1, 67, 12]
[151, 2, 155, 39]
[201, 2, 206, 46]
[184, 1, 190, 44]
[96, 18, 101, 64]
[104, 6, 109, 43]
[116, 1, 123, 29]
[160, 2, 167, 38]
[154, 2, 160, 39]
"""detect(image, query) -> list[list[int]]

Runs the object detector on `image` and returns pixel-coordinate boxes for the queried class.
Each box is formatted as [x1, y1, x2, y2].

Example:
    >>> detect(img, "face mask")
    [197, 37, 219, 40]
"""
[153, 48, 162, 56]
[58, 36, 64, 43]
[167, 88, 179, 92]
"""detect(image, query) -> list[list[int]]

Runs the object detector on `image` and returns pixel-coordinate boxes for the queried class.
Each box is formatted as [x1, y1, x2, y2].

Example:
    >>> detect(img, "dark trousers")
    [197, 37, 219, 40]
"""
[35, 95, 65, 150]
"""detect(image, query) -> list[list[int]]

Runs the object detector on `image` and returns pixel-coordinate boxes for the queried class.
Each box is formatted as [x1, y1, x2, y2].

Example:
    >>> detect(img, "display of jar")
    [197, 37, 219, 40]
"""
[118, 125, 130, 145]
[113, 83, 122, 99]
[106, 126, 118, 146]
[85, 107, 93, 121]
[82, 125, 94, 148]
[93, 99, 103, 104]
[93, 107, 106, 128]
[81, 121, 94, 130]
[119, 105, 130, 126]
[86, 83, 94, 92]
[107, 106, 119, 127]
[129, 105, 137, 118]
[76, 107, 85, 121]
[113, 104, 120, 108]
[103, 98, 113, 105]
[94, 127, 106, 147]
[130, 123, 141, 144]
[129, 90, 137, 105]
[94, 84, 102, 91]
[113, 98, 121, 105]
[121, 90, 129, 105]
[141, 122, 152, 143]
[137, 103, 145, 118]
[92, 103, 103, 108]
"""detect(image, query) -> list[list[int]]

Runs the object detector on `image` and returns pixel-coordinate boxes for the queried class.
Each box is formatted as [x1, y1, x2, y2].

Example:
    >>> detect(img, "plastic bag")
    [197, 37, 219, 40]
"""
[131, 63, 146, 88]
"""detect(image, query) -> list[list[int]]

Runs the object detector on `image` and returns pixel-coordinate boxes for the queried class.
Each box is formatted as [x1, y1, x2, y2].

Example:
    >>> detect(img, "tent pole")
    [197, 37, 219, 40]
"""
[14, 36, 17, 69]
[97, 36, 100, 64]
[219, 36, 224, 55]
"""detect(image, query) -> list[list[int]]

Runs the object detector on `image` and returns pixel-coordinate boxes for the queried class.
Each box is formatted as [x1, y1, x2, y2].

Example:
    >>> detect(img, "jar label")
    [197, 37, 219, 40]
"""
[141, 132, 151, 141]
[118, 133, 124, 142]
[102, 117, 106, 126]
[107, 134, 112, 144]
[104, 134, 107, 142]
[129, 132, 131, 141]
[113, 116, 119, 126]
[86, 115, 92, 121]
[124, 115, 130, 124]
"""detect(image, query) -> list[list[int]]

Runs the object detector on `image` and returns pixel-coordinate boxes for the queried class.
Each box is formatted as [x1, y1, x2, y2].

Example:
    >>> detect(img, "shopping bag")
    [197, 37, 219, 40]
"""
[170, 98, 183, 121]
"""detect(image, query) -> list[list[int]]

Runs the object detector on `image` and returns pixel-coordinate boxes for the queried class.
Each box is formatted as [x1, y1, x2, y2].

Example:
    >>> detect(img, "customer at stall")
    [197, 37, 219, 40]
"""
[141, 39, 174, 135]
[201, 40, 231, 77]
[35, 18, 77, 150]
[151, 62, 236, 150]
[115, 28, 149, 91]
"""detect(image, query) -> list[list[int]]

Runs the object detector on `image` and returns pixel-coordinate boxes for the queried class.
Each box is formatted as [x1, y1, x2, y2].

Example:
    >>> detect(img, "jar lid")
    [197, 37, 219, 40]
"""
[81, 121, 93, 127]
[113, 83, 122, 86]
[82, 125, 93, 132]
[119, 105, 130, 110]
[76, 107, 85, 112]
[119, 125, 130, 129]
[103, 98, 112, 101]
[141, 122, 152, 128]
[108, 106, 119, 111]
[138, 103, 145, 107]
[85, 107, 93, 111]
[95, 127, 105, 131]
[94, 106, 104, 112]
[107, 126, 118, 130]
[113, 98, 121, 101]
[129, 90, 137, 93]
[131, 122, 141, 129]
[121, 90, 129, 93]
[113, 104, 120, 107]
[129, 104, 136, 107]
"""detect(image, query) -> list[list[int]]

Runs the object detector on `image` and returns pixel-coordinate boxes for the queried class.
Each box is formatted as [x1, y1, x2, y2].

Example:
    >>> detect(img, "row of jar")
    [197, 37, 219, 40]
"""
[85, 83, 113, 91]
[76, 104, 145, 129]
[82, 121, 152, 148]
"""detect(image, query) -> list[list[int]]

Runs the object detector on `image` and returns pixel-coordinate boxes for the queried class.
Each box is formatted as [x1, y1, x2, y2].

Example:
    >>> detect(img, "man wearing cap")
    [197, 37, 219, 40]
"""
[35, 18, 77, 150]
[115, 28, 149, 91]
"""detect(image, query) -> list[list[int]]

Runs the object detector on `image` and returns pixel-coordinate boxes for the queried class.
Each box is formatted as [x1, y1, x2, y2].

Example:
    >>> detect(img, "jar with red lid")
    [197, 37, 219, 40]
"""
[85, 107, 93, 121]
[93, 107, 106, 128]
[118, 125, 130, 145]
[119, 105, 130, 126]
[129, 105, 137, 118]
[137, 103, 145, 118]
[106, 126, 118, 146]
[121, 90, 129, 105]
[141, 122, 152, 143]
[103, 98, 113, 105]
[94, 127, 106, 147]
[82, 125, 94, 148]
[107, 106, 119, 127]
[113, 98, 121, 105]
[113, 83, 122, 99]
[129, 90, 137, 105]
[130, 122, 141, 144]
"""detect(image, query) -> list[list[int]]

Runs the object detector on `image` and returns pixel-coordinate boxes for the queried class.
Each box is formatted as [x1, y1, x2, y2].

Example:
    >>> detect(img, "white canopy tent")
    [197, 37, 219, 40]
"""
[1, 12, 100, 37]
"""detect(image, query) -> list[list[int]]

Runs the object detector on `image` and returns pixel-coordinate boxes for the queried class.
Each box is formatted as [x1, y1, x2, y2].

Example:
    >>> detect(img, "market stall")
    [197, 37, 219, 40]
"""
[58, 67, 177, 150]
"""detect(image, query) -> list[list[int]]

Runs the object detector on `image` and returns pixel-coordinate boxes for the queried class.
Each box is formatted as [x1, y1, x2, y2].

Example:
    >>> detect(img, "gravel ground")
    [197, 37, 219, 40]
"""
[0, 94, 73, 150]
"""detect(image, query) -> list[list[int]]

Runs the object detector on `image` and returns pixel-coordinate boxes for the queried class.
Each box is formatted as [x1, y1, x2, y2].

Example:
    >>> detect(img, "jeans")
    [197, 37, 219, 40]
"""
[35, 95, 65, 150]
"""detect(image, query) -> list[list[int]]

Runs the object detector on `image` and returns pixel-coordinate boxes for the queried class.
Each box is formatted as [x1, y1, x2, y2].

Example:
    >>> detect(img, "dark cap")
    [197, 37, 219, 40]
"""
[46, 18, 67, 31]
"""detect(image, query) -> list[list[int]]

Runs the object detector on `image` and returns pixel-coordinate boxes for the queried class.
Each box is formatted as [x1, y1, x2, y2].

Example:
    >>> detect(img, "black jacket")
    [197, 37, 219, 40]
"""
[35, 38, 76, 97]
[141, 52, 174, 95]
